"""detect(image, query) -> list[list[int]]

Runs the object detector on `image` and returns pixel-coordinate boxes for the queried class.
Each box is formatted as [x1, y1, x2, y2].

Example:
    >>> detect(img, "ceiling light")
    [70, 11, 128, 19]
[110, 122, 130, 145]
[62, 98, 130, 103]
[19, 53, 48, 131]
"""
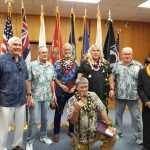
[138, 0, 150, 8]
[60, 0, 101, 4]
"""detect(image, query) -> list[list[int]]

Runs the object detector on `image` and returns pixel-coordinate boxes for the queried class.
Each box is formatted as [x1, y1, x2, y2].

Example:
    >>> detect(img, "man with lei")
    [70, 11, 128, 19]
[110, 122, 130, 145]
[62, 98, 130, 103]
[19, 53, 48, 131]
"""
[67, 77, 116, 150]
[52, 43, 79, 143]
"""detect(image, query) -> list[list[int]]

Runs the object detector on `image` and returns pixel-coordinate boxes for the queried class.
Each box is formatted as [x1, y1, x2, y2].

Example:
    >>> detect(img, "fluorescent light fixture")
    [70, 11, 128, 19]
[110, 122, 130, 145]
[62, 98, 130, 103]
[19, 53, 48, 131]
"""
[60, 0, 101, 3]
[138, 0, 150, 8]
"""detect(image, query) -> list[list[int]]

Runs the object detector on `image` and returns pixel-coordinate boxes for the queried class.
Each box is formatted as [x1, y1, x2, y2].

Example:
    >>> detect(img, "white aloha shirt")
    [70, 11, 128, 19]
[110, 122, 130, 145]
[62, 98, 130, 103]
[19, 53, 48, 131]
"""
[29, 60, 55, 101]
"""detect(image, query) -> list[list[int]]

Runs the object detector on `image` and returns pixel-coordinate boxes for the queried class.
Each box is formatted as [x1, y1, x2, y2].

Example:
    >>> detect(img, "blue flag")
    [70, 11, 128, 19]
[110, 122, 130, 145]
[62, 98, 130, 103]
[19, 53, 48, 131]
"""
[80, 15, 89, 63]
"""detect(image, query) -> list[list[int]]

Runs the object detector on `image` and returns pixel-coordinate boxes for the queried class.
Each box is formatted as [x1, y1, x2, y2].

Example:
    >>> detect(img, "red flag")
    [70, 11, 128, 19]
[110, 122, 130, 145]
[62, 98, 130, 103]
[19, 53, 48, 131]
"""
[1, 7, 13, 54]
[50, 7, 63, 64]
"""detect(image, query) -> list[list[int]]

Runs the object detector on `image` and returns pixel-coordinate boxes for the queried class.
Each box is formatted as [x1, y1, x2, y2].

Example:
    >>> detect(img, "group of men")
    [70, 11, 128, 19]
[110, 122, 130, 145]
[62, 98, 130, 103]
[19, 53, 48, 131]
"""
[0, 36, 147, 150]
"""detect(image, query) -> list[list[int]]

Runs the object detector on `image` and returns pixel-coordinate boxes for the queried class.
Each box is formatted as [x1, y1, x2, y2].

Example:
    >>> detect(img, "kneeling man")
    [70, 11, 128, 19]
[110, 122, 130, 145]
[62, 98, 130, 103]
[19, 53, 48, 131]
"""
[67, 77, 116, 150]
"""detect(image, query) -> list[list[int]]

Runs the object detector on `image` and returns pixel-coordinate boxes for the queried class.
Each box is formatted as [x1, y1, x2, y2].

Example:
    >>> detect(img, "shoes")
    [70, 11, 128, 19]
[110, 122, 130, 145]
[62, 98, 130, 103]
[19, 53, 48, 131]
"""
[68, 132, 75, 137]
[40, 137, 53, 145]
[68, 132, 76, 147]
[12, 146, 23, 150]
[136, 139, 143, 145]
[26, 143, 33, 150]
[52, 134, 60, 142]
[116, 133, 124, 140]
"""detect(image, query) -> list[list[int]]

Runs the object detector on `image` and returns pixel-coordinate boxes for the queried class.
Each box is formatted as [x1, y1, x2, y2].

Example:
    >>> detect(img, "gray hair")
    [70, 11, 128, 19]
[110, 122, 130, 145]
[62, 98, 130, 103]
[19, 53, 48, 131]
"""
[63, 43, 72, 51]
[38, 46, 48, 53]
[8, 36, 21, 46]
[75, 77, 89, 85]
[122, 47, 133, 54]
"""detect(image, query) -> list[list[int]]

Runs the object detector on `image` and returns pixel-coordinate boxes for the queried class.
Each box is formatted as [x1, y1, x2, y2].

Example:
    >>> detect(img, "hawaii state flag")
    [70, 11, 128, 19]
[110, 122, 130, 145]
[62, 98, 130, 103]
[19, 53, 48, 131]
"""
[1, 7, 13, 54]
[21, 3, 31, 67]
[50, 7, 63, 64]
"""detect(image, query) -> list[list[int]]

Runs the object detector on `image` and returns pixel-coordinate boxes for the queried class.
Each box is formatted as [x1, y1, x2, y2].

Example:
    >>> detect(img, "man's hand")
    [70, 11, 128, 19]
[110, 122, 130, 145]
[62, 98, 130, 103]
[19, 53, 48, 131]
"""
[52, 94, 58, 108]
[69, 86, 76, 93]
[26, 96, 35, 107]
[108, 126, 116, 135]
[74, 100, 85, 113]
[109, 90, 115, 100]
[145, 101, 150, 108]
[60, 84, 69, 92]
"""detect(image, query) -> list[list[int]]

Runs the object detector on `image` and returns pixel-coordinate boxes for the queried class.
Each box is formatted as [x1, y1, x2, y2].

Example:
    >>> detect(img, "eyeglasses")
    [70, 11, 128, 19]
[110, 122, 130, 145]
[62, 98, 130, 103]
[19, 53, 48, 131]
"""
[16, 62, 22, 72]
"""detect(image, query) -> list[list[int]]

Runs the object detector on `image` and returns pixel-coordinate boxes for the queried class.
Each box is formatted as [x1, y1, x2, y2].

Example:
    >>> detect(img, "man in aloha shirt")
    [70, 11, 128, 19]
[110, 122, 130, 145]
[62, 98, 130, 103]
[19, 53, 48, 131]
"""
[112, 47, 143, 144]
[26, 46, 56, 150]
[52, 43, 79, 143]
[67, 77, 116, 150]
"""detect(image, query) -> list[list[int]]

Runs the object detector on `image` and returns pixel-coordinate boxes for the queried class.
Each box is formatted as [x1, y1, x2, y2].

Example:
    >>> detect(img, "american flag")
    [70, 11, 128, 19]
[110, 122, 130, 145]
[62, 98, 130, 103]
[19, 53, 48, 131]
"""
[22, 6, 31, 66]
[1, 14, 13, 54]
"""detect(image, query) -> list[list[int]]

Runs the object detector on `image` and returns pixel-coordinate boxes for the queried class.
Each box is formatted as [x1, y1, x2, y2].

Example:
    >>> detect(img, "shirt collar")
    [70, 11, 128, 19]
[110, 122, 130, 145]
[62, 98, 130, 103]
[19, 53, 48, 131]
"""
[6, 52, 21, 62]
[38, 60, 50, 67]
[120, 60, 134, 66]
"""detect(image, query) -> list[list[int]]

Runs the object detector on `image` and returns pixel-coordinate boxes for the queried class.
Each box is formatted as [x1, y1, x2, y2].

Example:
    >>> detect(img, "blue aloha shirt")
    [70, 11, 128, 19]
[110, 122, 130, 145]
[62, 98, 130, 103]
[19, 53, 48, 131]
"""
[29, 60, 55, 101]
[54, 59, 79, 96]
[112, 60, 143, 100]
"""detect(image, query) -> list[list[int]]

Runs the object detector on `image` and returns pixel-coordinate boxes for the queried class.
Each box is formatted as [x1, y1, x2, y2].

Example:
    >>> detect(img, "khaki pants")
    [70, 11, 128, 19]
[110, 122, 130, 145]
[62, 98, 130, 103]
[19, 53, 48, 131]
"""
[76, 132, 116, 150]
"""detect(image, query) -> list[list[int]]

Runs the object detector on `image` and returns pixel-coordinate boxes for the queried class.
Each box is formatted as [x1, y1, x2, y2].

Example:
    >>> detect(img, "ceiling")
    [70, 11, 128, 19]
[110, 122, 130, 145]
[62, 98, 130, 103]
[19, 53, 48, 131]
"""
[0, 0, 150, 22]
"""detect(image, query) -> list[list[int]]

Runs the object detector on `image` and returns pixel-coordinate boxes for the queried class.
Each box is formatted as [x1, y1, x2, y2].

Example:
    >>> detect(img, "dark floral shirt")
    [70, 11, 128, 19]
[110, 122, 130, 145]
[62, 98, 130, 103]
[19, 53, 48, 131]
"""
[67, 91, 106, 144]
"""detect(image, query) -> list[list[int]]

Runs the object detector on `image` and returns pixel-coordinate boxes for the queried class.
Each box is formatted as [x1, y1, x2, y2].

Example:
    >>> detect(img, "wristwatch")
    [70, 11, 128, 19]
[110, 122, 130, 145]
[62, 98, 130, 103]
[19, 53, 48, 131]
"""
[27, 93, 32, 96]
[110, 89, 115, 91]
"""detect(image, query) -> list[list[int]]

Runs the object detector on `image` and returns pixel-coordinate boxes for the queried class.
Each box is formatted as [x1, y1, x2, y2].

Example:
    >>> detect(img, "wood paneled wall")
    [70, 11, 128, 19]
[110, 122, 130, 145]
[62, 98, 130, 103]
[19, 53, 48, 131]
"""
[0, 13, 149, 109]
[0, 13, 150, 63]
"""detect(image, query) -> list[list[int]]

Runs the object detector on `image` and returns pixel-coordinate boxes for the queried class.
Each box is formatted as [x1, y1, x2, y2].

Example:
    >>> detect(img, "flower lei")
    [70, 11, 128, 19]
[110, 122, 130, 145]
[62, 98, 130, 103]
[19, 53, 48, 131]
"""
[89, 59, 103, 72]
[58, 58, 76, 114]
[75, 92, 93, 148]
[60, 57, 76, 75]
[146, 64, 150, 77]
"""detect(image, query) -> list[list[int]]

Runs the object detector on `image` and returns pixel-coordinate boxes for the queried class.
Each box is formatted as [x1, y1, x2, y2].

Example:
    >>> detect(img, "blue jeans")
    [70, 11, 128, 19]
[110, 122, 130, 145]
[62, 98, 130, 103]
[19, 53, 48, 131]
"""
[54, 93, 74, 134]
[26, 101, 50, 143]
[115, 99, 142, 139]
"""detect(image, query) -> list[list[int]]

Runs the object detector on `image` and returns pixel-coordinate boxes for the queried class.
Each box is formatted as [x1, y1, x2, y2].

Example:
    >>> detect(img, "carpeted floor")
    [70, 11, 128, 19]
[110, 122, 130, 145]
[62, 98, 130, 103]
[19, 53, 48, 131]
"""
[6, 109, 143, 150]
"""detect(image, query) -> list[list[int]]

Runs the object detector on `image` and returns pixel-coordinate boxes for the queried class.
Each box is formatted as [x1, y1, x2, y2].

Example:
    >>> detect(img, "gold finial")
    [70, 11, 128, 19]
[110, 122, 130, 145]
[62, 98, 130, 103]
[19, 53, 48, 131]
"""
[56, 5, 59, 12]
[108, 10, 112, 21]
[85, 9, 87, 16]
[71, 8, 73, 13]
[117, 28, 121, 33]
[97, 4, 100, 14]
[21, 0, 24, 7]
[5, 0, 13, 7]
[109, 10, 111, 19]
[41, 4, 44, 11]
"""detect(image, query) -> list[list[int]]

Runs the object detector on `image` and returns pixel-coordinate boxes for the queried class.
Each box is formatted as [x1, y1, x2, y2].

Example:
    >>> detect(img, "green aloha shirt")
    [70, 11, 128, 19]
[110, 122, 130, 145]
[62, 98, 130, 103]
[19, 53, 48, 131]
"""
[29, 60, 55, 101]
[112, 60, 143, 100]
[67, 91, 106, 144]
